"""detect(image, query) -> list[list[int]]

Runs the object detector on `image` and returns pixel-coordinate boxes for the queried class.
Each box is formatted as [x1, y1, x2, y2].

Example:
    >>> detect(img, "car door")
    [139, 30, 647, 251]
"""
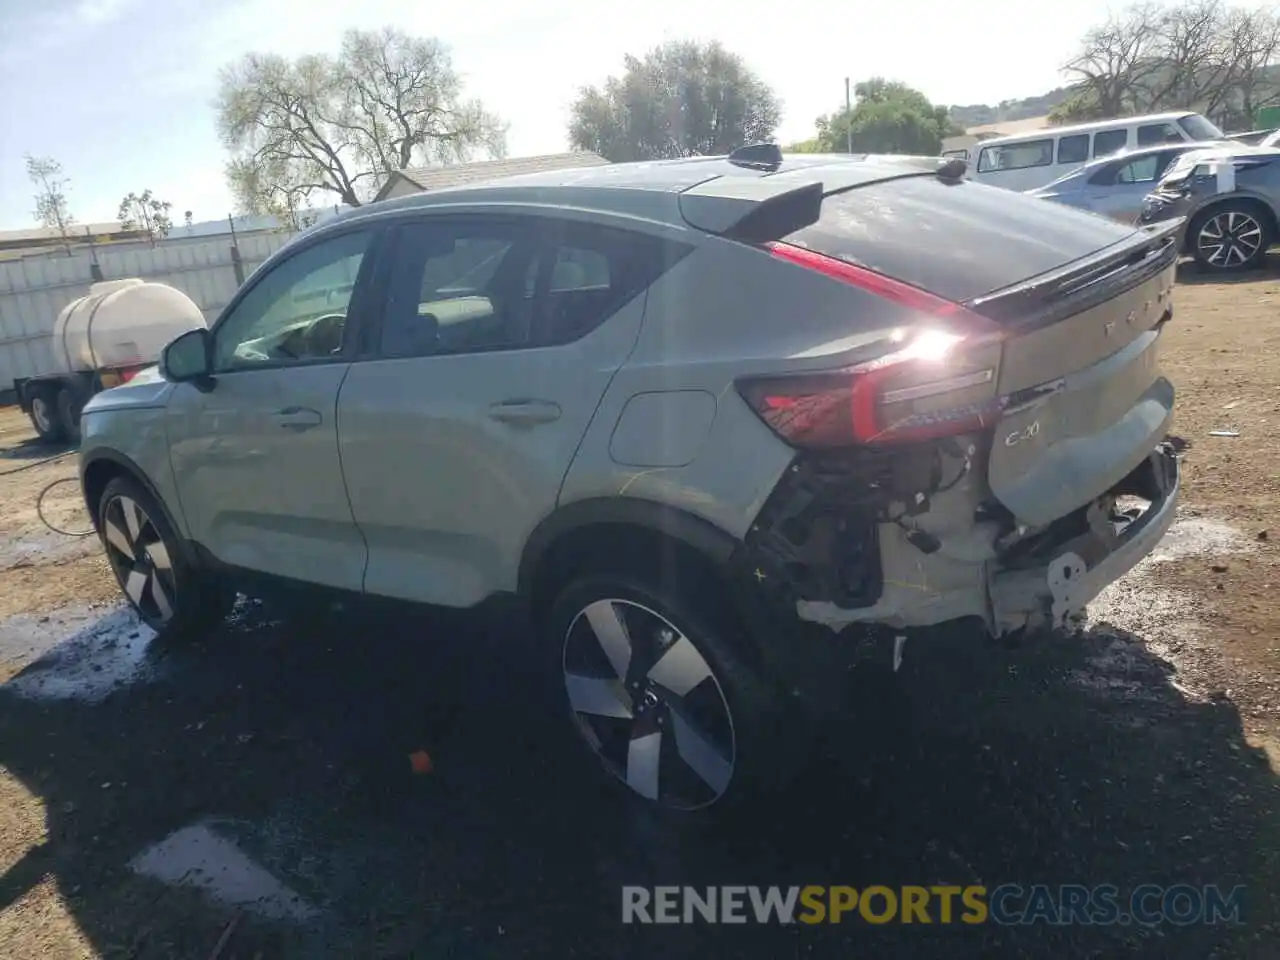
[336, 214, 675, 607]
[1084, 154, 1168, 221]
[165, 227, 377, 590]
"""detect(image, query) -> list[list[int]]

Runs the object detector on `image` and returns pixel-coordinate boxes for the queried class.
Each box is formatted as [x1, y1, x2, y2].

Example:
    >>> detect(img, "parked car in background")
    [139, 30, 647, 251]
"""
[1027, 141, 1233, 222]
[79, 147, 1181, 812]
[1138, 143, 1280, 271]
[971, 111, 1225, 192]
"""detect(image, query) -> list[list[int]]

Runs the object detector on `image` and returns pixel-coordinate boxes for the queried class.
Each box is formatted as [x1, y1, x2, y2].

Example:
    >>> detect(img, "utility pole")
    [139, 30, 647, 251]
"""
[845, 77, 853, 153]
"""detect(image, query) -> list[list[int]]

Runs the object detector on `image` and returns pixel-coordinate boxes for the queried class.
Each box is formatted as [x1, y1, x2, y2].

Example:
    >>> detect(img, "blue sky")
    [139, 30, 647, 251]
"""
[0, 0, 1121, 229]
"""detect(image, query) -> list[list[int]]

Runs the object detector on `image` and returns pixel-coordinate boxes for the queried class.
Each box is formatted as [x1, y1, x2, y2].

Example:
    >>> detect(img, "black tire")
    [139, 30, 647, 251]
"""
[97, 475, 232, 643]
[1189, 200, 1273, 272]
[543, 563, 781, 815]
[27, 388, 66, 444]
[56, 387, 84, 445]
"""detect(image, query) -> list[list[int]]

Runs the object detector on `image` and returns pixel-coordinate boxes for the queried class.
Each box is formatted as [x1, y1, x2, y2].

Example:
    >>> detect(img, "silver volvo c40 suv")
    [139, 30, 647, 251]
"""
[79, 148, 1181, 812]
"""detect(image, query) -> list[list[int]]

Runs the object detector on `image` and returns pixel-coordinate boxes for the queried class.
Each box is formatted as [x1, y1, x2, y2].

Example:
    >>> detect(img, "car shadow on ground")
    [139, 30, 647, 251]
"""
[1175, 250, 1280, 285]
[0, 436, 72, 464]
[0, 599, 1276, 958]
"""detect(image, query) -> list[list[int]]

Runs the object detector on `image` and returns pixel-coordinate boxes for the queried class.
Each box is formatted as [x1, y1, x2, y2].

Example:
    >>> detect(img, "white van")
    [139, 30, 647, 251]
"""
[969, 112, 1226, 191]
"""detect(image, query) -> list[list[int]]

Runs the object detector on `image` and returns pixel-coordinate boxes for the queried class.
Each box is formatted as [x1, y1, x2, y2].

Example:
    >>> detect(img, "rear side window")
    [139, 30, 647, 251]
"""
[1116, 155, 1161, 183]
[783, 175, 1138, 303]
[1093, 129, 1128, 157]
[1057, 135, 1089, 164]
[527, 223, 685, 346]
[977, 139, 1053, 172]
[1138, 122, 1184, 146]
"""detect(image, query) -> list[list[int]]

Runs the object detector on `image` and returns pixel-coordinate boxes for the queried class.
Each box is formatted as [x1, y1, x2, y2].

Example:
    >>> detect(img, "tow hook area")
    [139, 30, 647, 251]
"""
[990, 444, 1181, 635]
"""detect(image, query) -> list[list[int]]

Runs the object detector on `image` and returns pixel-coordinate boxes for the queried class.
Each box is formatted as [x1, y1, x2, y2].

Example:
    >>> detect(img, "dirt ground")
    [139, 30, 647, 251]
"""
[0, 260, 1277, 958]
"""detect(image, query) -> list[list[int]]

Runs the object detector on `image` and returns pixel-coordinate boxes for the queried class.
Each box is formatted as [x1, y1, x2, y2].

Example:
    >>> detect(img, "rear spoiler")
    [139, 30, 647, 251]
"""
[678, 178, 825, 244]
[678, 156, 968, 245]
[966, 218, 1183, 327]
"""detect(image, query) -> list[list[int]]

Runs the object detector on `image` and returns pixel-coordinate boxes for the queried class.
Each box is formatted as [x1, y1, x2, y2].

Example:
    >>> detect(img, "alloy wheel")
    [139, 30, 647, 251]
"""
[1197, 210, 1263, 268]
[562, 598, 735, 810]
[31, 396, 54, 435]
[101, 495, 177, 626]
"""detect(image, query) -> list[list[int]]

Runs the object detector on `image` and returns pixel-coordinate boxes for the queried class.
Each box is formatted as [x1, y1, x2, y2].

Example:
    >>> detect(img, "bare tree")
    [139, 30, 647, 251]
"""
[1063, 3, 1165, 118]
[25, 155, 75, 253]
[1222, 7, 1280, 127]
[216, 27, 506, 216]
[1061, 1, 1280, 129]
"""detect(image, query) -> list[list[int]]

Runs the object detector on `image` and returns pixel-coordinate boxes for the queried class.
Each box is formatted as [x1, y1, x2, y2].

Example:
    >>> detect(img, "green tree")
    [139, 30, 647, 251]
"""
[814, 79, 959, 154]
[118, 189, 174, 241]
[25, 155, 75, 252]
[216, 27, 506, 216]
[569, 40, 781, 161]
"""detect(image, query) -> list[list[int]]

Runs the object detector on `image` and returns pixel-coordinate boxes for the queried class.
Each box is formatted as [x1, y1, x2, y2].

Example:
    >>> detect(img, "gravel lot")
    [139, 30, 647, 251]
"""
[0, 262, 1277, 958]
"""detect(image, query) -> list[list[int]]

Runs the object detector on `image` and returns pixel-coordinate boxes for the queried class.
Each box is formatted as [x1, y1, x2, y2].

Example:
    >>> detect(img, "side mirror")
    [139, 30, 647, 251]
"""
[159, 328, 214, 387]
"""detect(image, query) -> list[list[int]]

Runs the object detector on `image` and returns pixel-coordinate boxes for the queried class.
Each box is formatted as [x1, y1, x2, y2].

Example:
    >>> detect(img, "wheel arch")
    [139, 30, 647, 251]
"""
[1184, 192, 1279, 253]
[519, 497, 743, 616]
[80, 449, 178, 535]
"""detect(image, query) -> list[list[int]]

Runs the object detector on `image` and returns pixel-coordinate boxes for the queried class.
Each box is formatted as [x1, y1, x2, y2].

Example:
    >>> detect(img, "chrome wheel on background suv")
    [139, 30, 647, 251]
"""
[1194, 205, 1269, 271]
[561, 597, 736, 810]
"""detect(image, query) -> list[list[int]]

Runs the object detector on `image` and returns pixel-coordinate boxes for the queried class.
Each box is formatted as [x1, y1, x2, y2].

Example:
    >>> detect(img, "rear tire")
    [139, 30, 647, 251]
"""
[56, 387, 84, 445]
[1190, 200, 1272, 272]
[543, 563, 779, 815]
[97, 475, 232, 643]
[28, 388, 66, 444]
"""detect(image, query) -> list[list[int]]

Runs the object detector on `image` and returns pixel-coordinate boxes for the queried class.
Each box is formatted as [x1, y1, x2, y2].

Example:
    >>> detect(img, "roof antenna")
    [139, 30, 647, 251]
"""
[729, 143, 783, 171]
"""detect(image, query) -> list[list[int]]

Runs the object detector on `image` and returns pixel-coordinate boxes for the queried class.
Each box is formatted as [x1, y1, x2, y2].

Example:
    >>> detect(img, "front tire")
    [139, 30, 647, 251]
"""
[544, 567, 776, 813]
[97, 476, 231, 642]
[1191, 201, 1272, 272]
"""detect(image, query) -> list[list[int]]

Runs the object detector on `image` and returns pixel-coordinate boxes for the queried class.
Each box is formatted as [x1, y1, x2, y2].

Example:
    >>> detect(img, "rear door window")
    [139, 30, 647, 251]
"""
[1115, 155, 1161, 183]
[1138, 122, 1184, 146]
[977, 139, 1053, 172]
[1093, 129, 1128, 157]
[783, 175, 1138, 302]
[1057, 135, 1090, 164]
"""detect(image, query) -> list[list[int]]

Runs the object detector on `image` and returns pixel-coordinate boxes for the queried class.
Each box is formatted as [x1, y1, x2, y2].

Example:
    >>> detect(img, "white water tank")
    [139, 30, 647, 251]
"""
[51, 279, 207, 375]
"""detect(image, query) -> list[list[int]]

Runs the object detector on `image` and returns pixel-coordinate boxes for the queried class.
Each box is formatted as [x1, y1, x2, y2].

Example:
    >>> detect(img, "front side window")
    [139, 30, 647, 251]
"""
[1093, 129, 1128, 158]
[212, 230, 371, 372]
[1116, 155, 1162, 183]
[977, 139, 1054, 172]
[1057, 134, 1090, 164]
[1179, 114, 1225, 141]
[1138, 122, 1184, 147]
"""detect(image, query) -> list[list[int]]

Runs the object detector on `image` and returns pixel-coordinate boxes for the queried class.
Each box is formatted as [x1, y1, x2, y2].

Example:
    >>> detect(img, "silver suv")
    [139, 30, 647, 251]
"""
[79, 150, 1182, 812]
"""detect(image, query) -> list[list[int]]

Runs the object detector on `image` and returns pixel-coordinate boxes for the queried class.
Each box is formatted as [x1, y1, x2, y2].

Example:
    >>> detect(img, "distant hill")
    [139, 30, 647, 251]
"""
[947, 86, 1076, 129]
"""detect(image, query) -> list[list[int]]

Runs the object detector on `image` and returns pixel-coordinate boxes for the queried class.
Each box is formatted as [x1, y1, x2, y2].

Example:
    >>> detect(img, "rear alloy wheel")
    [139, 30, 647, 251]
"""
[98, 476, 230, 640]
[1193, 205, 1271, 272]
[29, 392, 66, 443]
[545, 566, 783, 813]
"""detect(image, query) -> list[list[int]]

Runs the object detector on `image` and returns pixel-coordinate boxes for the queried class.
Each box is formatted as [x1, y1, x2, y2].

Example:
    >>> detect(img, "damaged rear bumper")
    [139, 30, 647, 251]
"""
[988, 445, 1179, 633]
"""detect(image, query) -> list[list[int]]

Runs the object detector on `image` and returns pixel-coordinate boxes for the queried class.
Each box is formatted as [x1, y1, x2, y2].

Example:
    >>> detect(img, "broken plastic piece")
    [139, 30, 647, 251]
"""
[1208, 430, 1239, 438]
[409, 750, 434, 775]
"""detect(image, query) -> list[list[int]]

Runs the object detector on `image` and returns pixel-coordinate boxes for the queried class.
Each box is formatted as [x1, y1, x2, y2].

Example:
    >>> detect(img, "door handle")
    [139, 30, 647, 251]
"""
[271, 406, 323, 431]
[487, 399, 562, 425]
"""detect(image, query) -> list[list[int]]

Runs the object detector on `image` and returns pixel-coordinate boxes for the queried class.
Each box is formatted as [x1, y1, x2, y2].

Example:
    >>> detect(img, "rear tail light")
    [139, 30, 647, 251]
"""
[736, 242, 1005, 448]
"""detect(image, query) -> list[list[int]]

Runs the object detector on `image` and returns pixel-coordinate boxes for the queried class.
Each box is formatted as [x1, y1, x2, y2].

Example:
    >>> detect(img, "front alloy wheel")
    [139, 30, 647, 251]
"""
[1196, 209, 1265, 270]
[101, 493, 178, 628]
[562, 598, 736, 810]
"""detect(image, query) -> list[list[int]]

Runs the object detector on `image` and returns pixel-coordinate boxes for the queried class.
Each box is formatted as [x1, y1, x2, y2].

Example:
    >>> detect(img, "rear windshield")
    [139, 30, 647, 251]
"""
[783, 175, 1139, 302]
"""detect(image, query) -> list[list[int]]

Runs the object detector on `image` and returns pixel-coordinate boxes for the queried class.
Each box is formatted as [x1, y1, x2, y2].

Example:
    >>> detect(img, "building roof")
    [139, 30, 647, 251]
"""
[374, 151, 610, 201]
